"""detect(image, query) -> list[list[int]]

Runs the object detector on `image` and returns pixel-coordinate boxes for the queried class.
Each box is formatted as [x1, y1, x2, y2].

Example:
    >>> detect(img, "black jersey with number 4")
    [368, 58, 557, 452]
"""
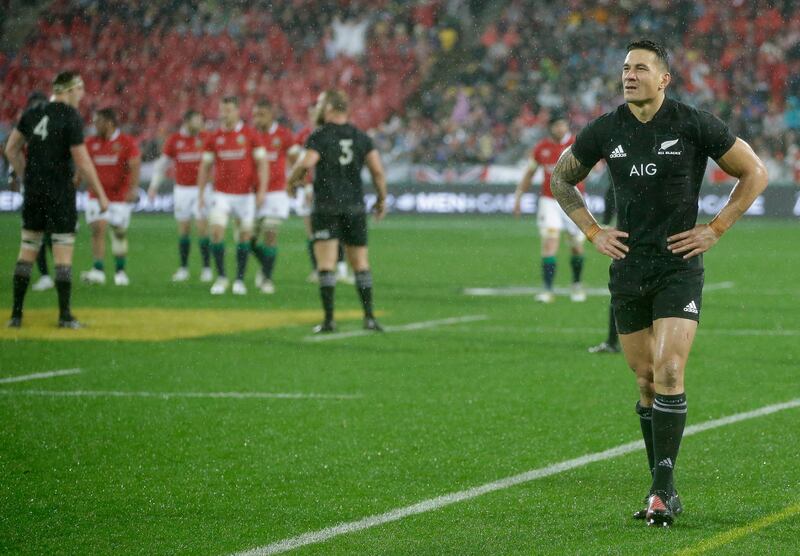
[572, 98, 736, 269]
[306, 122, 375, 214]
[16, 102, 85, 194]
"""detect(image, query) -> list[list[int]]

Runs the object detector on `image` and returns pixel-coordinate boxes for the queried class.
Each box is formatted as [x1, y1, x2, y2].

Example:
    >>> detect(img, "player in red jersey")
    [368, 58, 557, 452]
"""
[197, 96, 268, 295]
[250, 99, 298, 294]
[81, 108, 141, 287]
[148, 110, 213, 283]
[513, 112, 587, 303]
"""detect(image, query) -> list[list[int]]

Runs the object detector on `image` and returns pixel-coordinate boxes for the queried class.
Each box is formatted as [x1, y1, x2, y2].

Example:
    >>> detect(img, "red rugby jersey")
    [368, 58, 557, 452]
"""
[256, 122, 297, 192]
[87, 130, 141, 202]
[163, 129, 206, 186]
[531, 133, 584, 198]
[203, 122, 263, 194]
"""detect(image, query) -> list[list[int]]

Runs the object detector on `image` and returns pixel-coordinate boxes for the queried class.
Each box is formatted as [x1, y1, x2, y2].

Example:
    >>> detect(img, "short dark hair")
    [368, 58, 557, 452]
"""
[255, 98, 272, 110]
[52, 71, 82, 92]
[222, 96, 239, 106]
[183, 109, 200, 122]
[95, 107, 118, 126]
[626, 39, 670, 71]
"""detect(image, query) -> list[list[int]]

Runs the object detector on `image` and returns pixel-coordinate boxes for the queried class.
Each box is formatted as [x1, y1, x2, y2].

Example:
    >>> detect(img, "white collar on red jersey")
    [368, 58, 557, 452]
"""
[108, 129, 121, 142]
[560, 132, 572, 145]
[268, 121, 278, 135]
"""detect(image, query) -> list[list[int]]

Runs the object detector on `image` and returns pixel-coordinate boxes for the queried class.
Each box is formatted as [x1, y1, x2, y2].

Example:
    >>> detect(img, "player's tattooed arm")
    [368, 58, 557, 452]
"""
[552, 147, 630, 260]
[550, 147, 592, 214]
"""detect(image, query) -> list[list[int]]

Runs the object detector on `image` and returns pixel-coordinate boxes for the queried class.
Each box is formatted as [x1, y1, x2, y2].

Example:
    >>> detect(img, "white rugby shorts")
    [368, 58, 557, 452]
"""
[209, 191, 255, 231]
[85, 199, 133, 229]
[174, 184, 211, 222]
[257, 190, 290, 224]
[537, 196, 584, 240]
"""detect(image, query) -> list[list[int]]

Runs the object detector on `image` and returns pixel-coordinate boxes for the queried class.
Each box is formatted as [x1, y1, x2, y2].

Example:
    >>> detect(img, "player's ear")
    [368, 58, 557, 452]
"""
[659, 71, 671, 91]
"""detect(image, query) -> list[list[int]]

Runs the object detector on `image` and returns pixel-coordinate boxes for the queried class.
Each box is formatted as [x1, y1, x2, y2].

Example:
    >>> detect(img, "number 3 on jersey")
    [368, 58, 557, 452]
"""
[33, 115, 49, 140]
[339, 139, 353, 165]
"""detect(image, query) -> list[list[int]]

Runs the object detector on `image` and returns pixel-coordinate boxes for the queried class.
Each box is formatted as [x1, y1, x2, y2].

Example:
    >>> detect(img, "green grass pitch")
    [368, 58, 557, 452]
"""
[1, 212, 798, 555]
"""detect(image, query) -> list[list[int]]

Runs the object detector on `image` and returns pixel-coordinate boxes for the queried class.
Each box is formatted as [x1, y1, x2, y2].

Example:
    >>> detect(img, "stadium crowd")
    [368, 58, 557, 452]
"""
[1, 0, 800, 183]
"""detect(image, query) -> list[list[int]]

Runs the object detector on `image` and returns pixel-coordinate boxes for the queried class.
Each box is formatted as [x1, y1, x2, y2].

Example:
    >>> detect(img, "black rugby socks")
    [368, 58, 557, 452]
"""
[11, 261, 33, 319]
[355, 270, 374, 319]
[651, 393, 687, 495]
[55, 265, 73, 320]
[319, 271, 336, 323]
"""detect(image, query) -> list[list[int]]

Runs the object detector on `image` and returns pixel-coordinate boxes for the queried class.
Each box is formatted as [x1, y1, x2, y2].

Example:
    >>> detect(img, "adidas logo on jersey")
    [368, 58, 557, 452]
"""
[609, 145, 627, 158]
[683, 301, 699, 314]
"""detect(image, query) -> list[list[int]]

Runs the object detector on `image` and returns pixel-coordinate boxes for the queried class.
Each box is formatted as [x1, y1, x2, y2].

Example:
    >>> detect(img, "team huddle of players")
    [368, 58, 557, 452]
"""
[31, 96, 354, 296]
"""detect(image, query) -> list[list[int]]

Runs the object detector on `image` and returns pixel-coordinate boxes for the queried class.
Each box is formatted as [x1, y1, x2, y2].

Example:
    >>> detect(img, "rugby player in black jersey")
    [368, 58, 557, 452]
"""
[550, 40, 768, 526]
[287, 90, 388, 334]
[5, 71, 109, 328]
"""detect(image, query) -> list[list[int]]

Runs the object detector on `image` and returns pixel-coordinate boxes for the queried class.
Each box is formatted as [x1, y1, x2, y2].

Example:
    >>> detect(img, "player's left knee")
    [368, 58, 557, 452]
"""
[655, 358, 683, 389]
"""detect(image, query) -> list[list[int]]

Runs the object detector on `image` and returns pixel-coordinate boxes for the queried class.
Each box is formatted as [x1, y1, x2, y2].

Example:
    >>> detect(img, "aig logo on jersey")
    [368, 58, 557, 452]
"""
[630, 163, 657, 177]
[656, 136, 683, 156]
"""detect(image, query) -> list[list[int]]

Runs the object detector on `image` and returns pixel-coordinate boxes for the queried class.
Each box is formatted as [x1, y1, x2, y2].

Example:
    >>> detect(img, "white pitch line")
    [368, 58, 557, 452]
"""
[474, 325, 800, 338]
[0, 368, 82, 384]
[462, 281, 735, 297]
[304, 315, 489, 343]
[0, 390, 361, 401]
[233, 397, 800, 556]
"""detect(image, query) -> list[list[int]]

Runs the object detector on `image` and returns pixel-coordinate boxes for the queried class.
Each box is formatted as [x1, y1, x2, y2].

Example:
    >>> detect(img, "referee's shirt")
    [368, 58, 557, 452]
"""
[305, 122, 374, 214]
[571, 98, 736, 271]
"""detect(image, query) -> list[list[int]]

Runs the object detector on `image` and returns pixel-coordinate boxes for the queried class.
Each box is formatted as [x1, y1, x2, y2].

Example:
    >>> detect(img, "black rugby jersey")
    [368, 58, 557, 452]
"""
[16, 102, 85, 195]
[572, 98, 735, 268]
[306, 122, 375, 214]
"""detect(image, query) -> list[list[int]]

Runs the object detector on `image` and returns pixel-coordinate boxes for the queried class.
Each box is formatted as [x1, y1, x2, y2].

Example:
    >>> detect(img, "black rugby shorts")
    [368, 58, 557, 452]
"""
[22, 192, 78, 234]
[609, 261, 704, 335]
[311, 211, 368, 246]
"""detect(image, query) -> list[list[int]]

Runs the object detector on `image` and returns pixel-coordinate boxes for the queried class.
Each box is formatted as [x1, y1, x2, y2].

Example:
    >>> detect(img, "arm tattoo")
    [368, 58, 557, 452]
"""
[550, 147, 592, 214]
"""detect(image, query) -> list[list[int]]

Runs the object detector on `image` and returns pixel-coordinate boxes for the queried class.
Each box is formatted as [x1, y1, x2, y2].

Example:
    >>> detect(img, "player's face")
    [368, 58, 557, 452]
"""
[93, 114, 109, 137]
[220, 102, 239, 126]
[622, 50, 670, 104]
[187, 114, 203, 133]
[253, 106, 273, 129]
[65, 82, 85, 107]
[550, 119, 568, 141]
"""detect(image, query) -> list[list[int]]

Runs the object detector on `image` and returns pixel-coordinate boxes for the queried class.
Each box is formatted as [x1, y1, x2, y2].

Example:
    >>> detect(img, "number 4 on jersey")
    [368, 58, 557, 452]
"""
[339, 139, 353, 165]
[33, 115, 49, 140]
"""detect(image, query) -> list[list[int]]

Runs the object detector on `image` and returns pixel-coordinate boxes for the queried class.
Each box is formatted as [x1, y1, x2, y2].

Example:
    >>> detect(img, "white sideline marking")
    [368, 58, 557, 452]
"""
[0, 368, 82, 384]
[0, 390, 360, 401]
[304, 315, 489, 343]
[233, 397, 800, 556]
[474, 325, 800, 338]
[462, 281, 735, 297]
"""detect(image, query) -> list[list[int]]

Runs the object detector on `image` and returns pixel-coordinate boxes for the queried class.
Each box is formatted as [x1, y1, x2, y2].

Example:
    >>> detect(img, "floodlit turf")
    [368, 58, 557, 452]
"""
[0, 213, 798, 555]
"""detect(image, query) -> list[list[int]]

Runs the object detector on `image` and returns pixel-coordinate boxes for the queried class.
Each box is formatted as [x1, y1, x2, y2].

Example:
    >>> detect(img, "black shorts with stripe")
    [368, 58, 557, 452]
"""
[22, 191, 77, 234]
[609, 259, 704, 335]
[311, 211, 368, 246]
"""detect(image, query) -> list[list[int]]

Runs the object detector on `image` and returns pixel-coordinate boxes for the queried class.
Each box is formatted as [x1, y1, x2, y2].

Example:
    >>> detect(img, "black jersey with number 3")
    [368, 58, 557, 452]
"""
[16, 102, 85, 194]
[572, 98, 736, 269]
[306, 122, 374, 214]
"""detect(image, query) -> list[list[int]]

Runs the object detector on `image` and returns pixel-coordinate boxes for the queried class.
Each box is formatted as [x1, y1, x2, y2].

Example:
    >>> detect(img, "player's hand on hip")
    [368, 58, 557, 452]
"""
[373, 197, 386, 222]
[667, 224, 720, 259]
[593, 228, 629, 260]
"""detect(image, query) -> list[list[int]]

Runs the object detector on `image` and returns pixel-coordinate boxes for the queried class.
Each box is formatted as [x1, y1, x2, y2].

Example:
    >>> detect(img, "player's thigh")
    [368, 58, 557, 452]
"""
[173, 185, 197, 223]
[310, 212, 340, 244]
[340, 212, 368, 249]
[652, 267, 704, 325]
[609, 263, 654, 336]
[209, 191, 232, 229]
[314, 240, 339, 270]
[619, 326, 655, 375]
[231, 193, 256, 233]
[344, 245, 368, 271]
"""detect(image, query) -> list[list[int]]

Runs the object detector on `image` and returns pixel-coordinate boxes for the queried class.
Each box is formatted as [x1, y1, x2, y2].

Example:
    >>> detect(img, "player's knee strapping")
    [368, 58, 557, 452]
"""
[354, 270, 372, 289]
[110, 233, 128, 256]
[21, 230, 44, 251]
[51, 233, 76, 246]
[14, 260, 34, 279]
